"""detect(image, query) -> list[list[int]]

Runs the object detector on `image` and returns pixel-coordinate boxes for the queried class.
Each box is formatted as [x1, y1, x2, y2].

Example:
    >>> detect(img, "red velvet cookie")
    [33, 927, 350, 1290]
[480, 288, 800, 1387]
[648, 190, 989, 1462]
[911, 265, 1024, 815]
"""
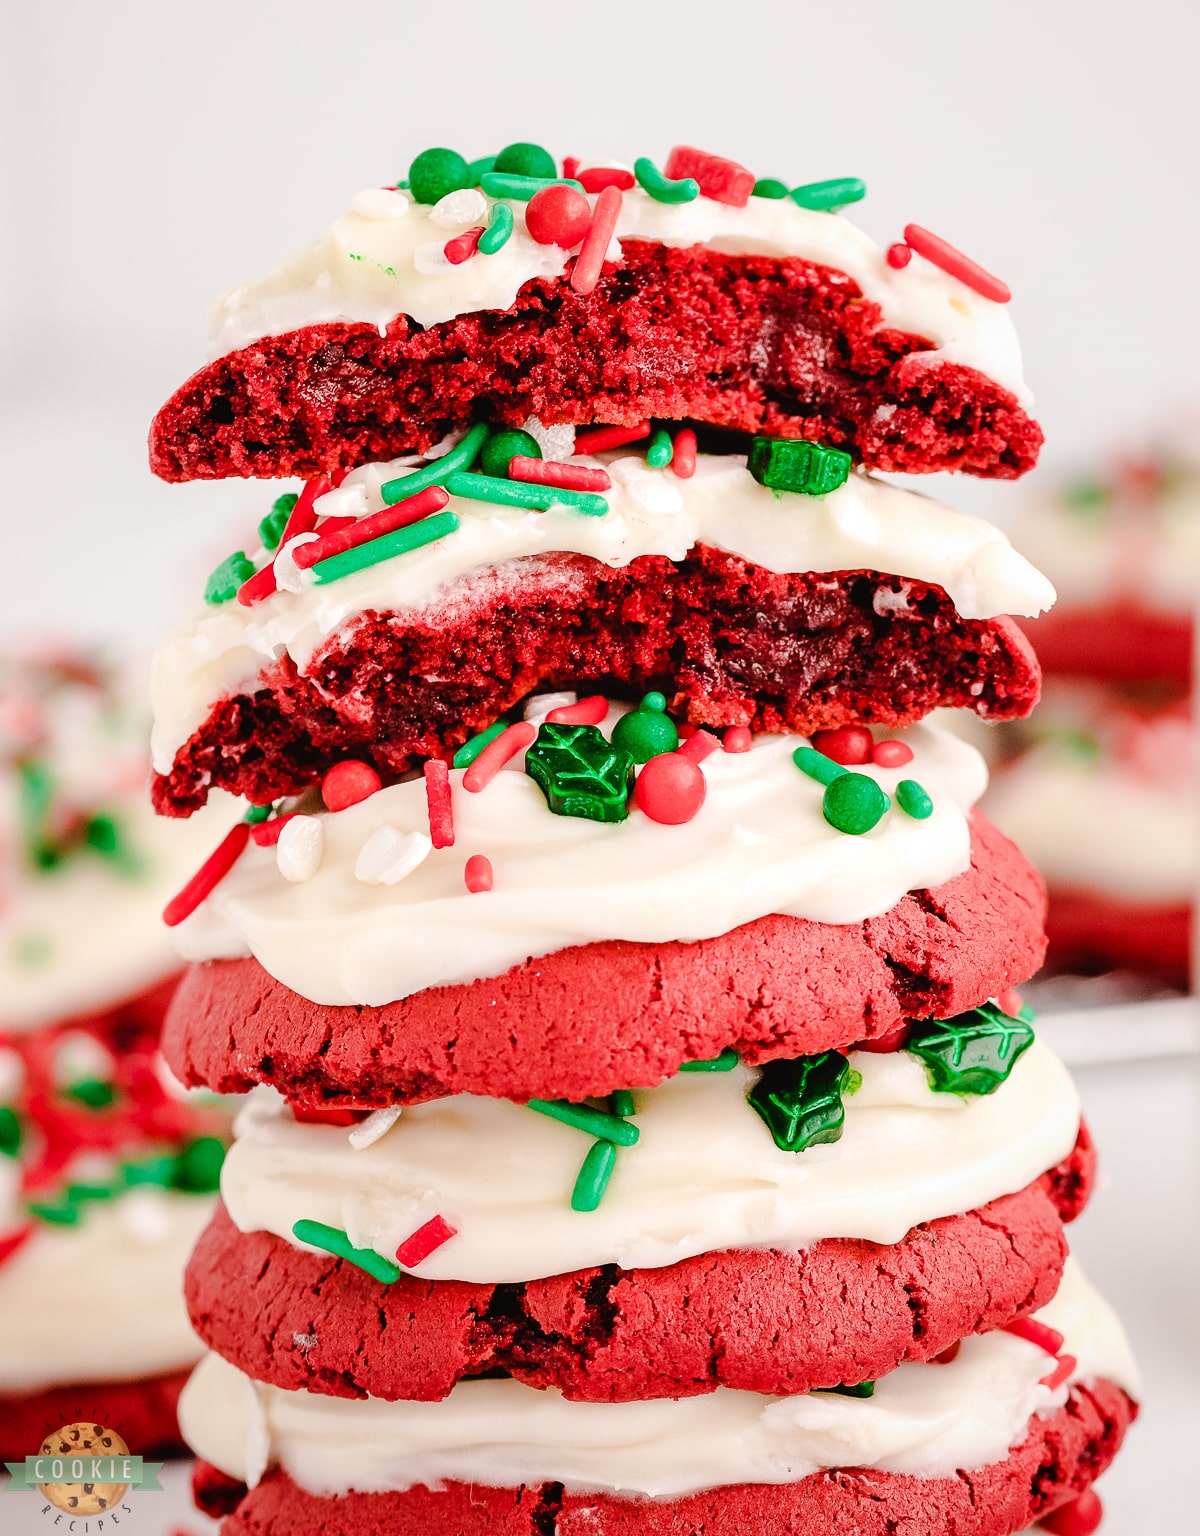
[150, 244, 1041, 486]
[186, 1132, 1092, 1404]
[163, 812, 1046, 1107]
[0, 1367, 189, 1462]
[154, 553, 1041, 817]
[1045, 887, 1191, 987]
[191, 1377, 1134, 1535]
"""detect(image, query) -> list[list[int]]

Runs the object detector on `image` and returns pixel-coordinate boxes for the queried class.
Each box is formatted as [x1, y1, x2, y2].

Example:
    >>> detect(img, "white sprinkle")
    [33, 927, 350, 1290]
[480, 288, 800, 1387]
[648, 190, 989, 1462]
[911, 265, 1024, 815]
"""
[523, 418, 576, 460]
[277, 816, 325, 882]
[351, 187, 410, 220]
[117, 1189, 172, 1243]
[348, 1106, 403, 1150]
[413, 240, 455, 276]
[242, 1378, 271, 1489]
[354, 826, 433, 886]
[524, 691, 577, 725]
[430, 187, 488, 228]
[273, 532, 320, 594]
[312, 481, 370, 521]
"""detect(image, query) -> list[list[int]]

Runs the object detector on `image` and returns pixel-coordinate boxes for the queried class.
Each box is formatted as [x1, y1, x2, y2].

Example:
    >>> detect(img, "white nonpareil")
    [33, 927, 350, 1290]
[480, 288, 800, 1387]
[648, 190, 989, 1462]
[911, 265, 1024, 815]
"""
[275, 815, 324, 883]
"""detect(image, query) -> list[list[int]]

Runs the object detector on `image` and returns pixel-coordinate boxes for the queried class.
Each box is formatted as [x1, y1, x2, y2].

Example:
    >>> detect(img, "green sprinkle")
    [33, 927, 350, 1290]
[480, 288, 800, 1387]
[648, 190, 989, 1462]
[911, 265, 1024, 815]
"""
[643, 691, 668, 711]
[526, 723, 634, 823]
[444, 471, 608, 517]
[66, 1179, 116, 1204]
[204, 550, 256, 605]
[260, 493, 298, 550]
[790, 177, 867, 212]
[896, 779, 933, 819]
[18, 759, 57, 868]
[380, 421, 490, 505]
[121, 1153, 178, 1188]
[464, 154, 498, 184]
[292, 1218, 401, 1284]
[571, 1139, 617, 1212]
[0, 1106, 22, 1158]
[819, 1379, 876, 1398]
[493, 142, 557, 179]
[822, 773, 890, 835]
[752, 178, 790, 199]
[27, 1199, 81, 1227]
[478, 201, 514, 254]
[748, 435, 852, 496]
[309, 510, 460, 585]
[846, 1068, 863, 1095]
[481, 428, 542, 478]
[172, 1135, 226, 1194]
[634, 156, 699, 204]
[64, 1077, 116, 1110]
[749, 1050, 853, 1153]
[243, 803, 274, 824]
[907, 1002, 1035, 1097]
[84, 813, 141, 876]
[408, 147, 472, 206]
[609, 1089, 636, 1118]
[645, 428, 674, 468]
[793, 746, 847, 786]
[480, 172, 585, 201]
[610, 695, 679, 763]
[679, 1048, 740, 1073]
[1063, 478, 1109, 513]
[453, 721, 507, 769]
[526, 1098, 640, 1146]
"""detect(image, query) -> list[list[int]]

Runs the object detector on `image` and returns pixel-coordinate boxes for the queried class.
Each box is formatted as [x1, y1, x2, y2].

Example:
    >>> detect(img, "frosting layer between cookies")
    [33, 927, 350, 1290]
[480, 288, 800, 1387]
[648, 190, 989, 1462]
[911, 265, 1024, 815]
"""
[221, 1040, 1077, 1284]
[179, 1259, 1134, 1498]
[173, 718, 986, 1005]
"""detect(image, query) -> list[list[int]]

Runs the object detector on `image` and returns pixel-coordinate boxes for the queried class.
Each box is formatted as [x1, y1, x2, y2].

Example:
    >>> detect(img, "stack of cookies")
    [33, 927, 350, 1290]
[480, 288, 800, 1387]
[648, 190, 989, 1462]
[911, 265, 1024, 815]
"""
[150, 143, 1136, 1534]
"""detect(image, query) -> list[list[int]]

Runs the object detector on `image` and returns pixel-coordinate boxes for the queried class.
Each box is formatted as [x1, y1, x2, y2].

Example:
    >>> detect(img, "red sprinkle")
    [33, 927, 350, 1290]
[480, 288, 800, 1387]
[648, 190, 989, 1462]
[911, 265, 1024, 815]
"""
[322, 760, 383, 811]
[525, 184, 591, 247]
[852, 1020, 912, 1054]
[291, 1103, 364, 1127]
[812, 726, 874, 765]
[464, 854, 493, 893]
[424, 759, 455, 848]
[508, 457, 612, 493]
[546, 695, 608, 726]
[872, 739, 914, 768]
[886, 241, 913, 269]
[931, 1340, 961, 1365]
[237, 473, 331, 606]
[163, 822, 251, 927]
[634, 753, 707, 824]
[251, 812, 299, 847]
[294, 486, 450, 570]
[570, 184, 623, 297]
[1039, 1491, 1103, 1536]
[903, 223, 1011, 303]
[235, 563, 281, 607]
[998, 986, 1024, 1017]
[561, 156, 581, 180]
[395, 1214, 458, 1267]
[462, 721, 536, 792]
[0, 1223, 36, 1270]
[444, 226, 484, 265]
[664, 144, 754, 207]
[671, 427, 697, 479]
[572, 419, 650, 455]
[315, 515, 359, 537]
[577, 165, 636, 193]
[1040, 1353, 1077, 1391]
[680, 729, 720, 763]
[722, 726, 752, 753]
[1005, 1316, 1066, 1356]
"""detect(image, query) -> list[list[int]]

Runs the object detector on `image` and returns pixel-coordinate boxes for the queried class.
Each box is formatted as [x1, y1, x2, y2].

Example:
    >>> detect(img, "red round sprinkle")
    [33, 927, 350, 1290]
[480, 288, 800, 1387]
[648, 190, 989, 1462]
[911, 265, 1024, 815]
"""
[570, 184, 623, 297]
[396, 1213, 458, 1267]
[464, 854, 493, 893]
[573, 420, 650, 455]
[812, 726, 874, 766]
[577, 165, 636, 193]
[931, 1340, 961, 1365]
[163, 822, 251, 927]
[1039, 1491, 1103, 1536]
[852, 1020, 911, 1054]
[546, 695, 608, 726]
[872, 738, 914, 768]
[508, 456, 612, 493]
[1004, 1316, 1065, 1356]
[998, 986, 1024, 1017]
[671, 427, 697, 479]
[443, 226, 484, 265]
[886, 241, 912, 269]
[634, 753, 707, 824]
[1040, 1352, 1076, 1391]
[723, 726, 752, 753]
[680, 729, 720, 763]
[525, 184, 591, 247]
[423, 759, 455, 849]
[903, 223, 1011, 303]
[463, 721, 536, 791]
[251, 812, 299, 847]
[291, 1103, 364, 1127]
[322, 760, 383, 811]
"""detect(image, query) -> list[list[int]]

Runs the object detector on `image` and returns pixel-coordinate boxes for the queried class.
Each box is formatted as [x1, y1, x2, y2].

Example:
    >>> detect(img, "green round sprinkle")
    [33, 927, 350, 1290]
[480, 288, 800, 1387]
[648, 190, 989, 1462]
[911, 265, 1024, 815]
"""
[634, 156, 699, 204]
[380, 421, 490, 506]
[494, 141, 557, 179]
[752, 178, 790, 199]
[481, 428, 542, 478]
[789, 176, 867, 212]
[822, 773, 890, 835]
[444, 470, 608, 517]
[642, 691, 668, 712]
[611, 703, 678, 763]
[453, 721, 507, 769]
[526, 1098, 640, 1146]
[0, 1105, 22, 1158]
[793, 745, 847, 787]
[571, 1139, 617, 1212]
[173, 1135, 226, 1194]
[846, 1068, 863, 1095]
[478, 201, 514, 255]
[204, 550, 256, 605]
[243, 803, 273, 824]
[645, 427, 674, 468]
[896, 779, 933, 819]
[679, 1047, 740, 1073]
[464, 154, 498, 184]
[292, 1218, 401, 1284]
[608, 1089, 636, 1118]
[310, 510, 461, 585]
[64, 1077, 116, 1110]
[259, 492, 298, 551]
[408, 147, 472, 206]
[480, 171, 585, 201]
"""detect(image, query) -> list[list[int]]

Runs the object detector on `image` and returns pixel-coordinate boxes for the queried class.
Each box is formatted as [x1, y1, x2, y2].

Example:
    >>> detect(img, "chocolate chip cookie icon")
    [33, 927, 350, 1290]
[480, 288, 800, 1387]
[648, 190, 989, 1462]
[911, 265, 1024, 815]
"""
[37, 1422, 130, 1514]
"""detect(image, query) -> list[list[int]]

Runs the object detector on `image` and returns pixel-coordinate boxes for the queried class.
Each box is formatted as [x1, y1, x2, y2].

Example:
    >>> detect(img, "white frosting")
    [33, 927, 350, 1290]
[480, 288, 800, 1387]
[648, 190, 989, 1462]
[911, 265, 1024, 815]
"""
[150, 457, 1054, 774]
[0, 1192, 212, 1390]
[207, 184, 1031, 407]
[220, 1039, 1078, 1285]
[179, 1260, 1135, 1499]
[172, 718, 987, 1005]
